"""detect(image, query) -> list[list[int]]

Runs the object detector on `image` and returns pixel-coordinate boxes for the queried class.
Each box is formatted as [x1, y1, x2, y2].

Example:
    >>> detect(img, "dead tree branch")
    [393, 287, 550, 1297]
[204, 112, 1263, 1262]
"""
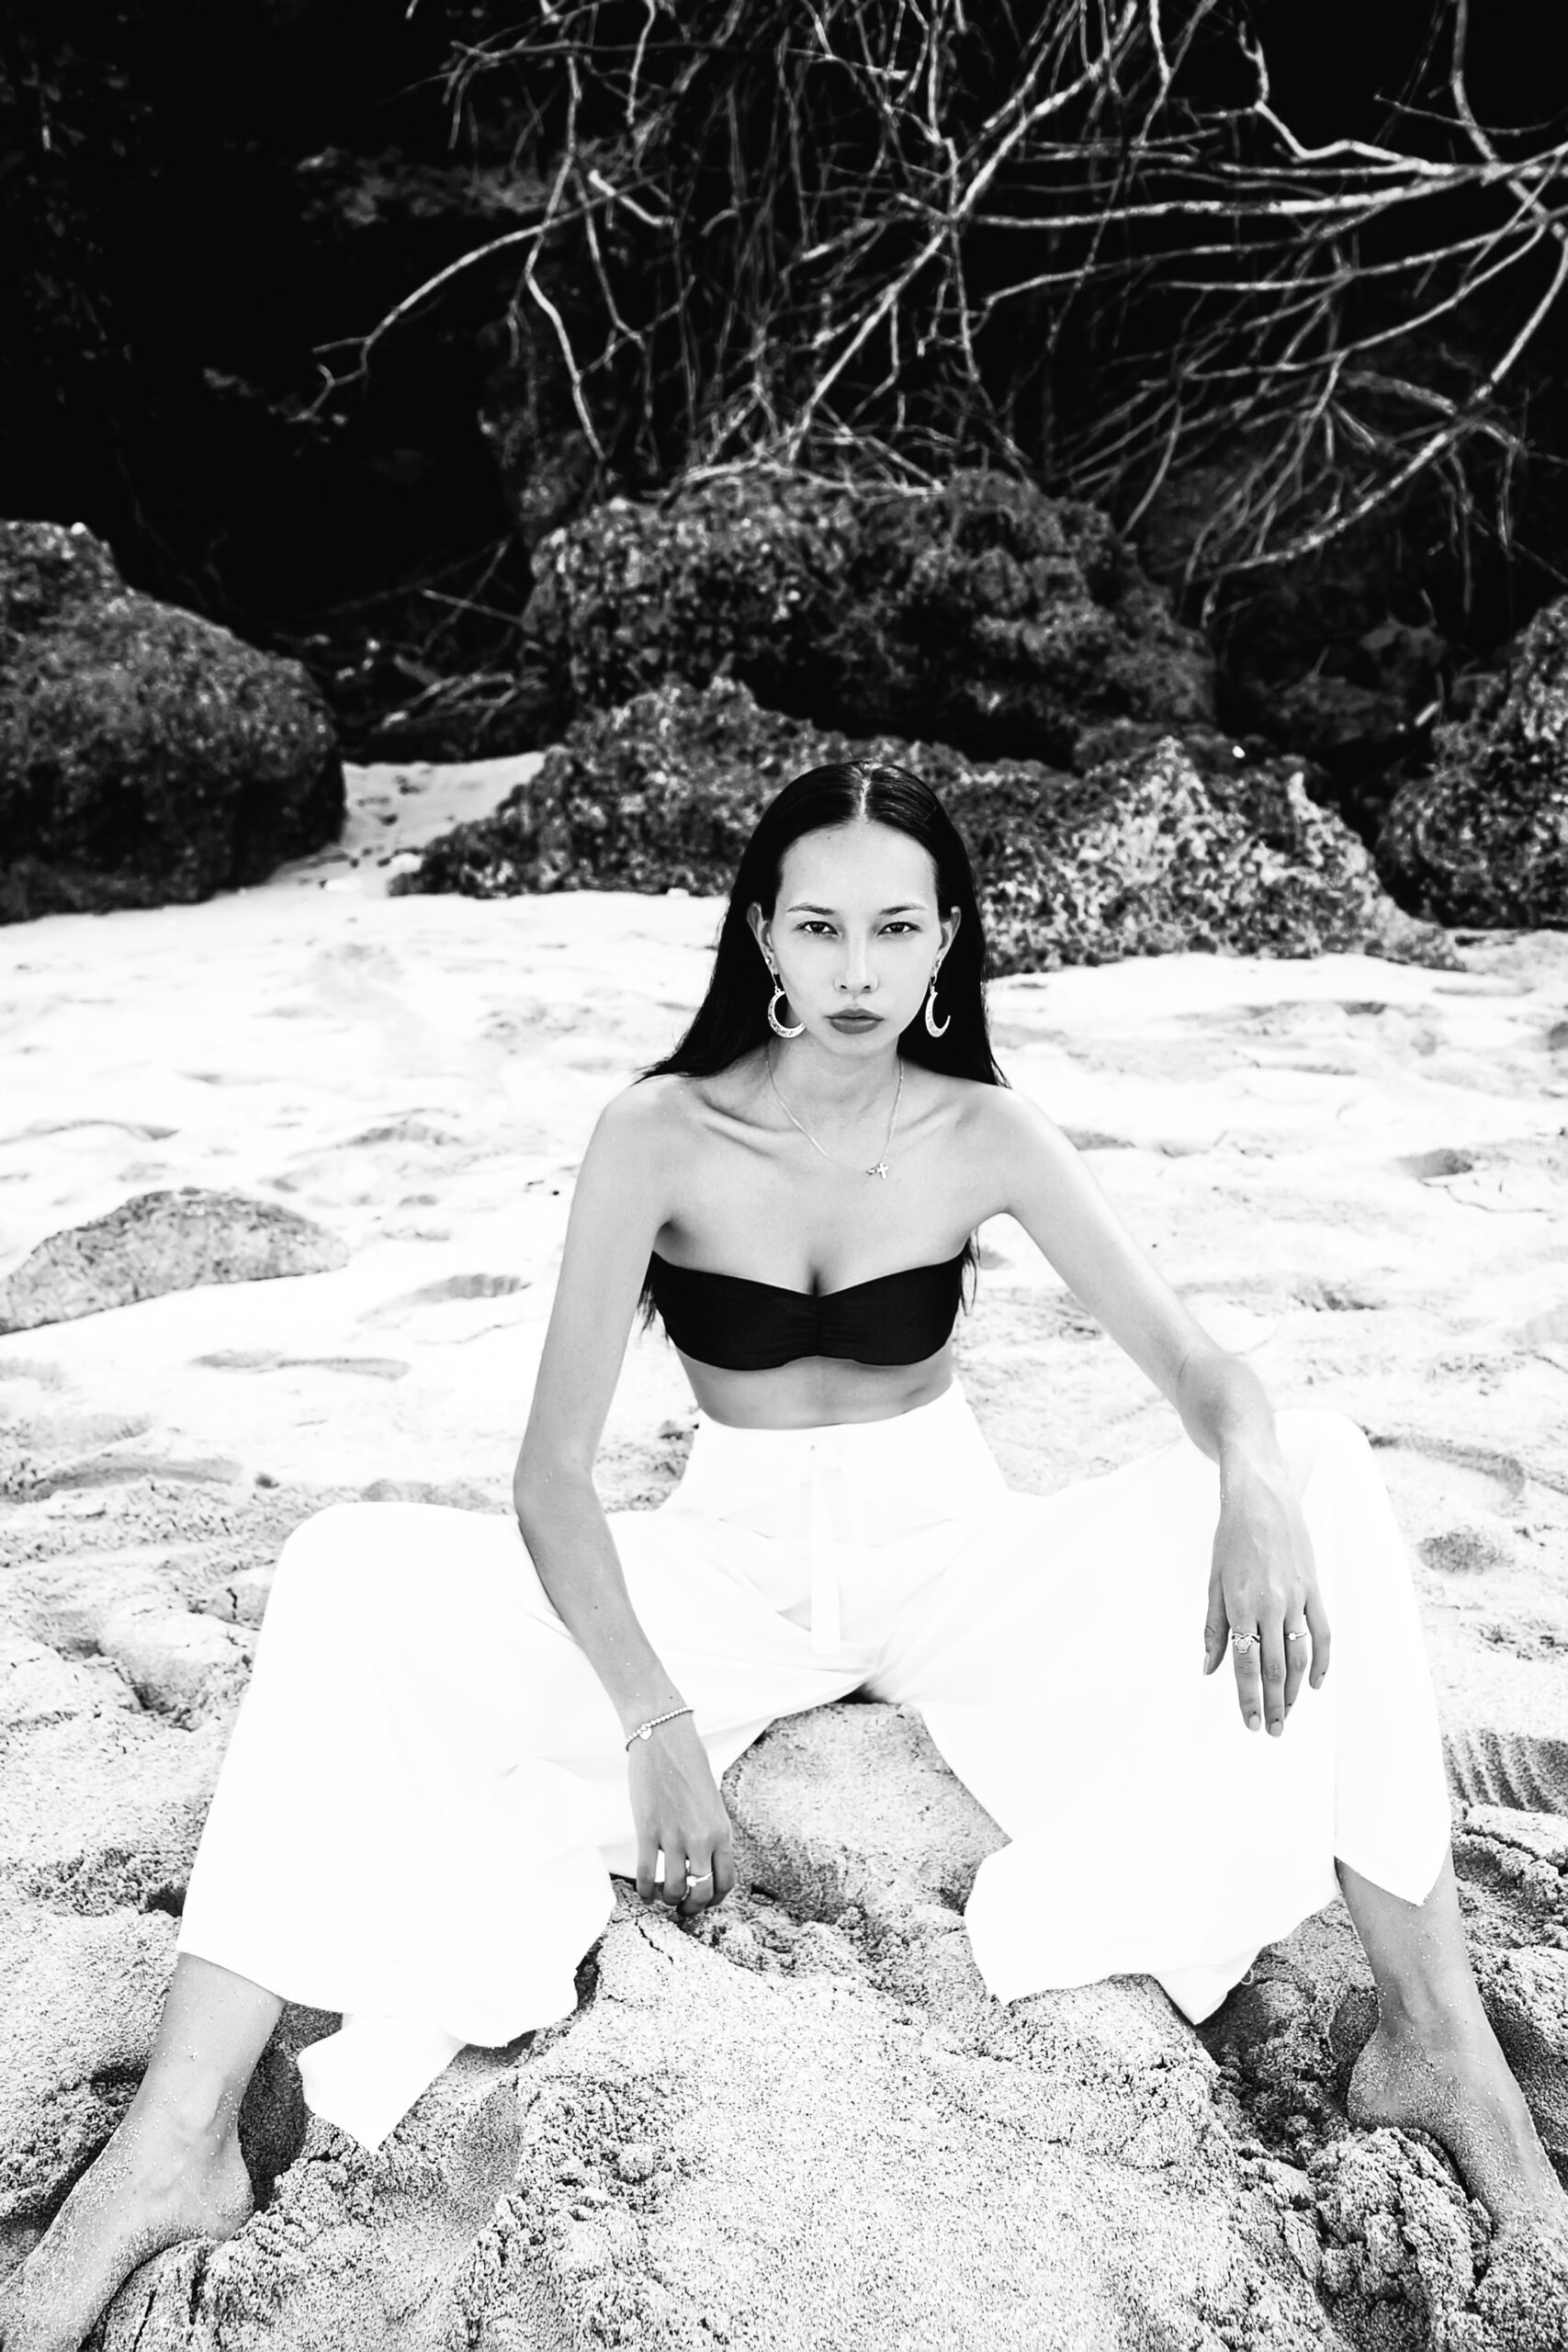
[334, 0, 1568, 582]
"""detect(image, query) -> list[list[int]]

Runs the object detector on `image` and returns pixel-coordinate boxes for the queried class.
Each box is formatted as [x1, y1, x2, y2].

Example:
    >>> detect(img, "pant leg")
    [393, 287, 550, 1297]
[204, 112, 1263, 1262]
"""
[175, 1495, 864, 2149]
[874, 1407, 1451, 2024]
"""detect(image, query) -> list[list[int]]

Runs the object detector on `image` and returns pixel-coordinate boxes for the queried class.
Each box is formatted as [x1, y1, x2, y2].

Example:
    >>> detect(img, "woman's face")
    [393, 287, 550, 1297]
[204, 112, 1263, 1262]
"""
[748, 820, 959, 1047]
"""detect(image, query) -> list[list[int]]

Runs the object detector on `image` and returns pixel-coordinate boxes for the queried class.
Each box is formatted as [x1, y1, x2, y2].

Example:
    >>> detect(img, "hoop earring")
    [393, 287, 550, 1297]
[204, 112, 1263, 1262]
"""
[767, 972, 805, 1039]
[923, 970, 950, 1038]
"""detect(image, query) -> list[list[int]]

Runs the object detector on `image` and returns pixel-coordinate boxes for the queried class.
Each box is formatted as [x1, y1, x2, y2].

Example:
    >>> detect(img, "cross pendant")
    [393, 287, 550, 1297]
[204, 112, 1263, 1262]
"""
[867, 1159, 889, 1179]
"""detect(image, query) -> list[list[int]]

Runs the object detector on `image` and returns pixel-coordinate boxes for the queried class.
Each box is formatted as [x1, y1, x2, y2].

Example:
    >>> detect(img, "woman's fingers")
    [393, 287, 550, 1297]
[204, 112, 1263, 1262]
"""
[657, 1837, 733, 1915]
[1229, 1599, 1325, 1733]
[1305, 1587, 1332, 1689]
[1258, 1620, 1289, 1736]
[656, 1846, 690, 1906]
[1229, 1624, 1264, 1730]
[682, 1830, 736, 1914]
[1282, 1619, 1311, 1713]
[628, 1734, 735, 1917]
[1201, 1572, 1229, 1676]
[676, 1851, 716, 1917]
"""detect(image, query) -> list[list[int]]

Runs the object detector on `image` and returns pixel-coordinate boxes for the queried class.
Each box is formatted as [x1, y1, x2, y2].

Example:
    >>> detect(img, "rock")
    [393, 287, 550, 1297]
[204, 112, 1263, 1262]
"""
[95, 2047, 530, 2350]
[1472, 1948, 1568, 2156]
[1472, 2233, 1568, 2351]
[457, 1890, 1335, 2351]
[0, 520, 343, 925]
[517, 468, 1214, 763]
[725, 1698, 1005, 1923]
[723, 1702, 1232, 2177]
[1377, 596, 1568, 927]
[1453, 1811, 1568, 1930]
[953, 733, 1457, 973]
[0, 1896, 179, 2235]
[1309, 2130, 1489, 2345]
[1269, 673, 1413, 769]
[393, 675, 1455, 973]
[394, 674, 840, 899]
[0, 1187, 349, 1333]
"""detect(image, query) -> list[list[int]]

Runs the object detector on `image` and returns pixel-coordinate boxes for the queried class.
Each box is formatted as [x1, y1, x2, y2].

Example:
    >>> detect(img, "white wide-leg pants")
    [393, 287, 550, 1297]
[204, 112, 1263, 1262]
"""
[175, 1383, 1451, 2152]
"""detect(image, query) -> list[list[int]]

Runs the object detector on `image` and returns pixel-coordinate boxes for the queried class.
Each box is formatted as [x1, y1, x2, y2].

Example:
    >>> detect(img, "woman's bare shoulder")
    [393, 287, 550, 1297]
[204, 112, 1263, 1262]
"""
[934, 1070, 1033, 1136]
[591, 1071, 694, 1148]
[951, 1078, 1071, 1175]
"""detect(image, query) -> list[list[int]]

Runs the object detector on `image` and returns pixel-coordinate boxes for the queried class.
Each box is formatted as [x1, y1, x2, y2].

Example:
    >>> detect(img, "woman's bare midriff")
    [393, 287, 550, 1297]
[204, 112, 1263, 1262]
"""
[673, 1341, 955, 1429]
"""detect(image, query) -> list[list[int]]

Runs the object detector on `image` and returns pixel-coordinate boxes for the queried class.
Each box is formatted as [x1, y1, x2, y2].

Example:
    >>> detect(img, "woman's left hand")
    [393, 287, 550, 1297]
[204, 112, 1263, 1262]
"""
[1201, 1462, 1331, 1735]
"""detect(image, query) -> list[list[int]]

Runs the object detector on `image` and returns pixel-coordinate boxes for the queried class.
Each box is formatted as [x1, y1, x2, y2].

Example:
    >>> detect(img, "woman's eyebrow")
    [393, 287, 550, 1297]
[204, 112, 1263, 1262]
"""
[784, 900, 926, 914]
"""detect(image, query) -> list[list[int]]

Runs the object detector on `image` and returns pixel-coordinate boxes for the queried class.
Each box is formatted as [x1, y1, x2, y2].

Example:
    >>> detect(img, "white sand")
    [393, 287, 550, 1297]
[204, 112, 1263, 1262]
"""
[4, 754, 1567, 2346]
[3, 756, 1565, 1512]
[5, 763, 1566, 1799]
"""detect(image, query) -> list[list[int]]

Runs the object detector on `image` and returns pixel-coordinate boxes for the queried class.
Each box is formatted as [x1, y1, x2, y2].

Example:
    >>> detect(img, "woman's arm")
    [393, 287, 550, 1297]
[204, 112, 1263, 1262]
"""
[985, 1088, 1328, 1730]
[986, 1087, 1285, 1478]
[513, 1079, 686, 1736]
[514, 1077, 737, 1913]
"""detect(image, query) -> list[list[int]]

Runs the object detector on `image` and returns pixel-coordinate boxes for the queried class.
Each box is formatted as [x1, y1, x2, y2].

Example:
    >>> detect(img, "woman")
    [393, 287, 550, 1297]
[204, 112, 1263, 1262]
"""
[4, 761, 1562, 2348]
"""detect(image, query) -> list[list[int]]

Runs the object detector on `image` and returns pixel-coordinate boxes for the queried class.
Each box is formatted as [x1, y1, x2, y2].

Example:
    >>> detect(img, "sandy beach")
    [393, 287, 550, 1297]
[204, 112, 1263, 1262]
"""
[2, 752, 1566, 2347]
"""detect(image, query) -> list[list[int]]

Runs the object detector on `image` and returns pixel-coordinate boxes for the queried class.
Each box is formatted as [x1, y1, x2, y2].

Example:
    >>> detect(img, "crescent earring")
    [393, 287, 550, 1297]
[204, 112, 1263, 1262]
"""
[923, 966, 950, 1038]
[766, 966, 805, 1040]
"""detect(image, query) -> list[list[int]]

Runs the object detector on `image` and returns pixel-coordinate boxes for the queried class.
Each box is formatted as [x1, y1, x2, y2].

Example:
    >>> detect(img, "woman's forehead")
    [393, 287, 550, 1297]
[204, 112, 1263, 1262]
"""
[778, 821, 938, 899]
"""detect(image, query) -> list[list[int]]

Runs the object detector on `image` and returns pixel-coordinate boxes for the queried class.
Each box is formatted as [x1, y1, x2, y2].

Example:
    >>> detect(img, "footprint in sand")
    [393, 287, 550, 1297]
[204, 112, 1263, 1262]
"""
[1418, 1526, 1516, 1575]
[1397, 1146, 1477, 1181]
[347, 1117, 460, 1149]
[358, 1272, 533, 1340]
[373, 1272, 529, 1310]
[191, 1351, 411, 1380]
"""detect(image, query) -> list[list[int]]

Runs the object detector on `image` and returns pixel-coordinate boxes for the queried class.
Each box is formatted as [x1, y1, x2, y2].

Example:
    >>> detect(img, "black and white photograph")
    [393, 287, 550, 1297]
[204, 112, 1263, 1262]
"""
[2, 3, 1566, 2345]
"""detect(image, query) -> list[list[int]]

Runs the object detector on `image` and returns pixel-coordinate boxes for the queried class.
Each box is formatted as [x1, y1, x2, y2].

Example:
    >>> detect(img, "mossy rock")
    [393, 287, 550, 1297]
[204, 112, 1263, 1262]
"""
[1376, 597, 1568, 927]
[0, 520, 344, 924]
[518, 469, 1214, 767]
[394, 675, 1454, 974]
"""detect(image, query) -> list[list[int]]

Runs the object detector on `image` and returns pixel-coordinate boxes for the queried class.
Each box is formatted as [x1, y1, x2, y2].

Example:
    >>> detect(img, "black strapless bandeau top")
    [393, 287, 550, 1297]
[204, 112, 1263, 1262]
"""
[645, 1248, 967, 1373]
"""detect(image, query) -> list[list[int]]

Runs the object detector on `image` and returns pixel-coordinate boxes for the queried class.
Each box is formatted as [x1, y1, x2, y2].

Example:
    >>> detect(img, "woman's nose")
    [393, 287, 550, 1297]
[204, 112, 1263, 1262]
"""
[838, 943, 875, 992]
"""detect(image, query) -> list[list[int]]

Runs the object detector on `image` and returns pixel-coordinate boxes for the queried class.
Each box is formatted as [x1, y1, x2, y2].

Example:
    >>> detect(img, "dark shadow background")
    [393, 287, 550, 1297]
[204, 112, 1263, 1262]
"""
[3, 0, 1565, 760]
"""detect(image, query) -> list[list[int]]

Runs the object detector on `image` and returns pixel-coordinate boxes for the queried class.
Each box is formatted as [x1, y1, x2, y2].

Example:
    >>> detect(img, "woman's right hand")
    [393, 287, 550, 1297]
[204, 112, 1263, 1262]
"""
[627, 1716, 737, 1917]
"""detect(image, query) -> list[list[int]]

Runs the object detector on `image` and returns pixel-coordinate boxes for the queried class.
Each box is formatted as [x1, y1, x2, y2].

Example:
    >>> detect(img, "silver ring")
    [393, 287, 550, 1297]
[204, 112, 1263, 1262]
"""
[1229, 1630, 1261, 1653]
[685, 1870, 713, 1883]
[1285, 1628, 1310, 1644]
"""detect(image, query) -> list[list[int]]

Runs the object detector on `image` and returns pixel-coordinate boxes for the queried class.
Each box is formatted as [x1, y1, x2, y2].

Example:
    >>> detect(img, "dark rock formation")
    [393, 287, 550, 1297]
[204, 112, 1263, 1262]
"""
[969, 734, 1456, 973]
[517, 469, 1214, 763]
[394, 675, 1456, 973]
[1376, 597, 1568, 928]
[395, 676, 872, 900]
[0, 521, 344, 925]
[0, 1189, 349, 1334]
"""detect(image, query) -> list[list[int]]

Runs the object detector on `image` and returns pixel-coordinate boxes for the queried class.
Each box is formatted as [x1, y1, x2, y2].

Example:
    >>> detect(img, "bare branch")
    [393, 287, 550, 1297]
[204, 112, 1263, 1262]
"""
[334, 0, 1568, 581]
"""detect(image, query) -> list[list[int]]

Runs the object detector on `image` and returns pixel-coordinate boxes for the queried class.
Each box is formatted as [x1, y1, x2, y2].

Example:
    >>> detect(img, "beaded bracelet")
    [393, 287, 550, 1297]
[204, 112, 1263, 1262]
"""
[625, 1703, 693, 1750]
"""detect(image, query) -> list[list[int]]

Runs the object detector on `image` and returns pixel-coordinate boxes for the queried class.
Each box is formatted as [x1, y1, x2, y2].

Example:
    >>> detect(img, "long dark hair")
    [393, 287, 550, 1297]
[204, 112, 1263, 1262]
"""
[636, 760, 1008, 1323]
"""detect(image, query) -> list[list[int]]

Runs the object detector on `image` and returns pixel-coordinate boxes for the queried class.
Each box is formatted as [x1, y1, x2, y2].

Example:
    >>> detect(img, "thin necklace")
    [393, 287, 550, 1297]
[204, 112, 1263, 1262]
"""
[766, 1046, 904, 1180]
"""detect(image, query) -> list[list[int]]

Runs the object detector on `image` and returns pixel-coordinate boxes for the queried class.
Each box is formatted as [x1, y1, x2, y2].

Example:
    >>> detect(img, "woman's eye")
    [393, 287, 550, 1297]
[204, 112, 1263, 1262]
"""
[797, 921, 919, 936]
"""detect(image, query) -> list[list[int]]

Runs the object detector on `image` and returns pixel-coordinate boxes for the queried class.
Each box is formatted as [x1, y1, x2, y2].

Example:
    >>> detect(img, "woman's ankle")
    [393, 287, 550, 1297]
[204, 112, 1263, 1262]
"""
[123, 2076, 244, 2165]
[1372, 1979, 1493, 2052]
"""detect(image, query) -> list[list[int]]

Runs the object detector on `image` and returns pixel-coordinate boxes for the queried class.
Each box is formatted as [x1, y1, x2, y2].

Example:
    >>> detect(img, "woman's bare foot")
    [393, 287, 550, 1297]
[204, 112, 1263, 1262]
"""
[1348, 2001, 1568, 2248]
[0, 2098, 253, 2352]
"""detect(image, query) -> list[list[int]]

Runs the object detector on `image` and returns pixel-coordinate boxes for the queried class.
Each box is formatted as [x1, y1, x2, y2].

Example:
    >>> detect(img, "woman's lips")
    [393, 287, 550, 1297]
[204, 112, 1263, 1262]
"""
[828, 1011, 881, 1026]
